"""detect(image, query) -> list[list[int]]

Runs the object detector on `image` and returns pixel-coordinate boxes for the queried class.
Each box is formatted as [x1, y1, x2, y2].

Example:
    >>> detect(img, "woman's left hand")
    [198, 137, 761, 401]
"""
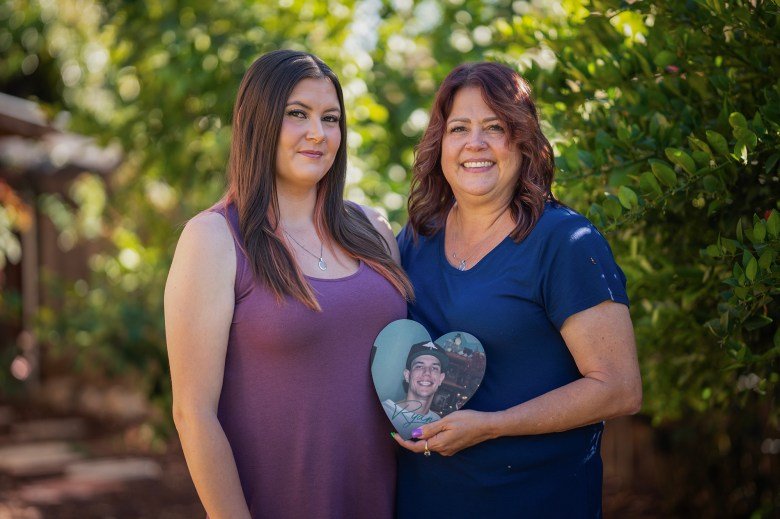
[391, 409, 496, 456]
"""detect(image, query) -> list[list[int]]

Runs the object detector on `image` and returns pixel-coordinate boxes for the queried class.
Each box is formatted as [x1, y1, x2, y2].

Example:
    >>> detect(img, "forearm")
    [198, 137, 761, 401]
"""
[486, 375, 642, 439]
[176, 413, 251, 519]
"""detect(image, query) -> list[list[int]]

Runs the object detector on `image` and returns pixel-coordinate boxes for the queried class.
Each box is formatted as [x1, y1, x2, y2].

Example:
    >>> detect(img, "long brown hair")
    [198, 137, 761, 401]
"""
[226, 49, 412, 310]
[407, 62, 556, 241]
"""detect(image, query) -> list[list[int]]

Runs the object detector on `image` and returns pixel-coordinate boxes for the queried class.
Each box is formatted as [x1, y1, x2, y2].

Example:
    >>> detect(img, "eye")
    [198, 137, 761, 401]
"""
[286, 109, 306, 119]
[486, 123, 504, 133]
[323, 114, 340, 123]
[448, 125, 467, 133]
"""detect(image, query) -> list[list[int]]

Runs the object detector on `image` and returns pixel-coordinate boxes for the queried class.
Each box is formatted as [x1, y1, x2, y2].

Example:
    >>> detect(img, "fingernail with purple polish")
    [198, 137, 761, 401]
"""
[411, 428, 423, 438]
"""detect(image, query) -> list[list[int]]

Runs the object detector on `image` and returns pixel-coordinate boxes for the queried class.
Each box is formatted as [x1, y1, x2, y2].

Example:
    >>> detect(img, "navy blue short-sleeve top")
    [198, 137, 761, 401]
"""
[395, 202, 628, 518]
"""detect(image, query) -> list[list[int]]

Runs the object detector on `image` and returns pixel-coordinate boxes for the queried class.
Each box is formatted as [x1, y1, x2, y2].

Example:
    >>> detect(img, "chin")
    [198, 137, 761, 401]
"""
[289, 172, 329, 186]
[454, 179, 500, 196]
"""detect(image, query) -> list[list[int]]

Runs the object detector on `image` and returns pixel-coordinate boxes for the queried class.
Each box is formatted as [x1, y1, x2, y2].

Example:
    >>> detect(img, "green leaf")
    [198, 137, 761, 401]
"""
[639, 171, 663, 196]
[617, 186, 639, 209]
[650, 160, 677, 187]
[706, 130, 729, 156]
[617, 124, 631, 143]
[603, 194, 623, 219]
[722, 238, 739, 254]
[688, 136, 712, 155]
[736, 219, 744, 242]
[745, 257, 757, 281]
[765, 153, 780, 174]
[743, 250, 754, 266]
[758, 250, 773, 270]
[587, 203, 606, 227]
[708, 199, 724, 216]
[744, 315, 772, 331]
[733, 141, 748, 164]
[665, 148, 697, 175]
[753, 221, 766, 243]
[653, 50, 676, 68]
[706, 244, 721, 258]
[752, 112, 765, 134]
[728, 111, 748, 128]
[702, 175, 721, 192]
[733, 127, 757, 148]
[691, 151, 710, 166]
[767, 210, 780, 237]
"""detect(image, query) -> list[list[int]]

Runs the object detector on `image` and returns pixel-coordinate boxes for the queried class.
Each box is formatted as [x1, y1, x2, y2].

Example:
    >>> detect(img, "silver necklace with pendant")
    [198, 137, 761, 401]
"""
[451, 250, 470, 271]
[283, 230, 327, 271]
[451, 234, 494, 271]
[449, 209, 510, 271]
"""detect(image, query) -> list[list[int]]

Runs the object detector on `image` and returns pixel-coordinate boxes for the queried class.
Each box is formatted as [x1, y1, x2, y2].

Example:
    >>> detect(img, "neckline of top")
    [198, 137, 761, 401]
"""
[437, 201, 558, 274]
[305, 260, 365, 282]
[438, 232, 512, 275]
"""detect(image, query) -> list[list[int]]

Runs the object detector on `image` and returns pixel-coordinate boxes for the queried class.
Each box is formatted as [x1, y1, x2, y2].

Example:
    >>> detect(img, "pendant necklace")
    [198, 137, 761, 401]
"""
[451, 250, 470, 272]
[450, 236, 495, 271]
[449, 208, 510, 271]
[283, 230, 327, 271]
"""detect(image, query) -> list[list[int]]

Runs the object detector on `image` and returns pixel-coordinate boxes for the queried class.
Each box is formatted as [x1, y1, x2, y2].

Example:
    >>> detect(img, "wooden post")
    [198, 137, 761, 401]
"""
[19, 189, 39, 391]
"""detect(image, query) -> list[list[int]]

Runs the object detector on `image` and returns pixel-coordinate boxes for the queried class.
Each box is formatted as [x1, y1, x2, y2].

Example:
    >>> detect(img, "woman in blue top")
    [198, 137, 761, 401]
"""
[392, 62, 643, 517]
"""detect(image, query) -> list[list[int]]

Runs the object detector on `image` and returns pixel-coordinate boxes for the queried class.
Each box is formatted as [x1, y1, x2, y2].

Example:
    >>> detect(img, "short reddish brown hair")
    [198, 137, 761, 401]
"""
[407, 62, 555, 242]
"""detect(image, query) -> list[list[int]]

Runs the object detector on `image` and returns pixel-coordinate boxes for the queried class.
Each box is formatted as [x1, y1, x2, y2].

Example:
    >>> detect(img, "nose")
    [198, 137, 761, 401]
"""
[465, 129, 486, 151]
[306, 119, 326, 143]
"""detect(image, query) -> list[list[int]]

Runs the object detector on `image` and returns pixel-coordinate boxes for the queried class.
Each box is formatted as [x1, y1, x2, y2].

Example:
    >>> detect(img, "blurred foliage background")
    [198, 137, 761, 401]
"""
[0, 0, 778, 515]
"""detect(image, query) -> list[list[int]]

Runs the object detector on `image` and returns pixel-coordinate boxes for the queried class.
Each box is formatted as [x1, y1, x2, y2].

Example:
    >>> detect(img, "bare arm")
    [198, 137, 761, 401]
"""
[362, 205, 401, 264]
[165, 212, 251, 518]
[394, 301, 642, 456]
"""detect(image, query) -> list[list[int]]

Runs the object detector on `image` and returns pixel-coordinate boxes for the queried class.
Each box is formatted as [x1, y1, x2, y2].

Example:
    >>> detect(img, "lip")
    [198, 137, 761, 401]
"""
[461, 159, 495, 172]
[299, 150, 324, 158]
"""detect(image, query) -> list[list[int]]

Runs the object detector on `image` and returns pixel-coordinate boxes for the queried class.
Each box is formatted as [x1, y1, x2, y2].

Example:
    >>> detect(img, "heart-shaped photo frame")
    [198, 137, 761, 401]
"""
[371, 319, 486, 439]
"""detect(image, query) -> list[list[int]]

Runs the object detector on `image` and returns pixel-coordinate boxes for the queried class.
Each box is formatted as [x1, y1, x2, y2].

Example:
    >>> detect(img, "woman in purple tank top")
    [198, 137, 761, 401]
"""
[164, 50, 413, 519]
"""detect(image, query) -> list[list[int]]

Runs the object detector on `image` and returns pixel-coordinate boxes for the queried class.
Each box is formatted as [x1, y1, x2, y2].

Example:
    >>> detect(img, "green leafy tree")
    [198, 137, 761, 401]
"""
[1, 0, 777, 514]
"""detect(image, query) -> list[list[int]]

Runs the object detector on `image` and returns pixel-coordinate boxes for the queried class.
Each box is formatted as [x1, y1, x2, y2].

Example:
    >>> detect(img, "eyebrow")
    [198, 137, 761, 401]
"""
[447, 116, 501, 124]
[412, 360, 441, 368]
[286, 100, 341, 114]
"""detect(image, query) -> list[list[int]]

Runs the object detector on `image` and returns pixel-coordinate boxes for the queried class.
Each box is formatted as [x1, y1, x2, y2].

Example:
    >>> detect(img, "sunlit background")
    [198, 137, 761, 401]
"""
[0, 0, 778, 517]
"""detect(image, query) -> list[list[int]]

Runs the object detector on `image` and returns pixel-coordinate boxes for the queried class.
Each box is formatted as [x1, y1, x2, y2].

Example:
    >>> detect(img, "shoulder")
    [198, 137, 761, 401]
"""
[181, 211, 234, 253]
[354, 204, 392, 234]
[351, 203, 401, 262]
[397, 224, 440, 269]
[538, 202, 593, 232]
[397, 224, 438, 249]
[535, 203, 605, 247]
[170, 211, 236, 279]
[165, 210, 237, 324]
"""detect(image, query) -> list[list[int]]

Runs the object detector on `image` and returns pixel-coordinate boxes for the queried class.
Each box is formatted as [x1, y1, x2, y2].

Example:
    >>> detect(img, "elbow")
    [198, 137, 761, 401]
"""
[172, 402, 216, 438]
[621, 378, 643, 416]
[172, 403, 189, 432]
[172, 403, 193, 437]
[625, 389, 643, 415]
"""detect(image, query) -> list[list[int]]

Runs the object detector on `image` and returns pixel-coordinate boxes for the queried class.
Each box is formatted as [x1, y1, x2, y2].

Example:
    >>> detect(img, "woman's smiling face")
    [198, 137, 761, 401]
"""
[275, 77, 342, 193]
[440, 86, 521, 206]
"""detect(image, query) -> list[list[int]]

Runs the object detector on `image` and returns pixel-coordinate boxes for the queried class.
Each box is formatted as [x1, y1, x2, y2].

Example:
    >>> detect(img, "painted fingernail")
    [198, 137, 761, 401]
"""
[390, 432, 396, 438]
[411, 428, 423, 438]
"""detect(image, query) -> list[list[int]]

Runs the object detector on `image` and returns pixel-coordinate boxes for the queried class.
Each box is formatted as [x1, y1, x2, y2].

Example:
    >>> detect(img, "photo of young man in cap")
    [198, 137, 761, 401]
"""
[382, 341, 449, 440]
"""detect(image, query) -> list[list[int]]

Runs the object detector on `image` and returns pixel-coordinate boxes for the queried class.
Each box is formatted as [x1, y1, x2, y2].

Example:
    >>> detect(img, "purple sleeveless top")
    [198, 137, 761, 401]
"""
[211, 203, 404, 519]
